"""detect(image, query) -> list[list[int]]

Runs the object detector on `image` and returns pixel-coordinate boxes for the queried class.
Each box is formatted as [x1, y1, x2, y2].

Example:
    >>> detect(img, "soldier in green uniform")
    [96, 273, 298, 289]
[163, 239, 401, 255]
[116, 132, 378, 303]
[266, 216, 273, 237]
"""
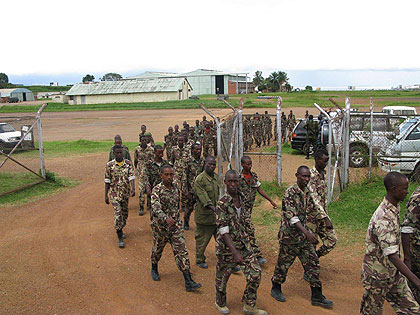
[402, 185, 420, 303]
[281, 112, 287, 143]
[172, 134, 190, 212]
[202, 121, 216, 158]
[304, 115, 319, 159]
[214, 169, 267, 315]
[253, 114, 262, 148]
[139, 125, 155, 147]
[174, 124, 181, 139]
[307, 149, 337, 257]
[239, 156, 277, 266]
[109, 135, 131, 162]
[193, 156, 219, 269]
[150, 165, 202, 292]
[271, 166, 333, 309]
[163, 126, 176, 161]
[184, 143, 205, 231]
[194, 119, 202, 141]
[134, 136, 154, 215]
[287, 110, 296, 143]
[105, 145, 135, 248]
[361, 172, 420, 314]
[243, 116, 251, 152]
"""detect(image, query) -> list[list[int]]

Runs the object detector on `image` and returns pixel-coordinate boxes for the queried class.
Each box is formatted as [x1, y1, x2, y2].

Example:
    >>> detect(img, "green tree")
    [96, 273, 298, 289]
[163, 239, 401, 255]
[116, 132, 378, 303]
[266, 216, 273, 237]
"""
[0, 73, 9, 88]
[305, 85, 313, 91]
[82, 74, 95, 83]
[100, 73, 123, 81]
[252, 71, 265, 91]
[267, 71, 289, 92]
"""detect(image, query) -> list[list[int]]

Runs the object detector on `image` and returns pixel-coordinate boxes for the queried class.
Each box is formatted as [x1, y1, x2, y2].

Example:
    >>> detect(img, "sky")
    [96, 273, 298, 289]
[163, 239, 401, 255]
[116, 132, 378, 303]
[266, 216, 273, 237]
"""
[3, 0, 420, 87]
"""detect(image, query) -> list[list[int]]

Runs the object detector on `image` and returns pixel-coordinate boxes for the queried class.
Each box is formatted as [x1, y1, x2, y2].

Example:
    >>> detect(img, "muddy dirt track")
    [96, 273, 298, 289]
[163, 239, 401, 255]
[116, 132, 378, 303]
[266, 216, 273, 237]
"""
[0, 108, 395, 314]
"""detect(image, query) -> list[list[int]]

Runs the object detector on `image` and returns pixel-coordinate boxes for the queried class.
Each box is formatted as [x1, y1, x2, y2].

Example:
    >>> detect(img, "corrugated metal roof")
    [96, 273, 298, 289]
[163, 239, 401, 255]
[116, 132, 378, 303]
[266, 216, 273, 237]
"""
[181, 69, 228, 76]
[126, 69, 236, 80]
[66, 78, 190, 96]
[127, 71, 178, 80]
[0, 88, 33, 97]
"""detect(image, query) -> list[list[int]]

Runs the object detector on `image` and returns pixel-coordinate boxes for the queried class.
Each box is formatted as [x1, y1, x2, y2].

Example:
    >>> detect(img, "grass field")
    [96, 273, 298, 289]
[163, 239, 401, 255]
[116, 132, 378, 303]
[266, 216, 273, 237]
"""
[1, 90, 419, 113]
[0, 171, 77, 206]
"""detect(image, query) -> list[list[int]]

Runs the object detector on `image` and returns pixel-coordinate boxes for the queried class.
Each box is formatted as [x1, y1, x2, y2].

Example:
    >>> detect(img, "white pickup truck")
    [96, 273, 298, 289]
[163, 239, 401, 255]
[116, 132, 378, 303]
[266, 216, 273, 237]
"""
[0, 123, 22, 151]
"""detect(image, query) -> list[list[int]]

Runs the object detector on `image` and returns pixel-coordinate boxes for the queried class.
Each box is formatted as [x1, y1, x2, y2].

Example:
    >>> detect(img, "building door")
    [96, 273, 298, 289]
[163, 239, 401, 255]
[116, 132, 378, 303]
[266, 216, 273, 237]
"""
[23, 93, 27, 101]
[81, 95, 86, 104]
[215, 75, 224, 94]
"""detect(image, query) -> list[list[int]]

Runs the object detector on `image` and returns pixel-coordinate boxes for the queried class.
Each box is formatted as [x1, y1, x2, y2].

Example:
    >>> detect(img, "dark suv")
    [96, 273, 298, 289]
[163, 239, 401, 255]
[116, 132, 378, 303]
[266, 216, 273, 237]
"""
[290, 118, 322, 155]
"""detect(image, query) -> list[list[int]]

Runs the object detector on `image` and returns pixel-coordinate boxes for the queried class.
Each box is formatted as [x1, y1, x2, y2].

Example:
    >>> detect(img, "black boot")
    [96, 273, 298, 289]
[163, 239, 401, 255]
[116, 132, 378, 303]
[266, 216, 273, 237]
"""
[117, 230, 124, 248]
[311, 286, 333, 309]
[183, 271, 202, 292]
[151, 263, 160, 281]
[271, 281, 286, 302]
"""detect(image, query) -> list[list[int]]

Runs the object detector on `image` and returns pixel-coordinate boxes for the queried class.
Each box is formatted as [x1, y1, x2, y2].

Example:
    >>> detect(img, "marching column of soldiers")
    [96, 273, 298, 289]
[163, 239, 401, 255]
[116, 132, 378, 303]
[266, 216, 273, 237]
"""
[103, 111, 420, 314]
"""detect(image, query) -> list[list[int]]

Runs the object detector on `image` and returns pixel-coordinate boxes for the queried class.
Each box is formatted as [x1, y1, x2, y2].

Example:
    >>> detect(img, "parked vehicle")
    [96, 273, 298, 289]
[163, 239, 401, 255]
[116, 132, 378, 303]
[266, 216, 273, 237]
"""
[0, 123, 22, 150]
[382, 106, 417, 116]
[378, 117, 420, 181]
[7, 97, 19, 103]
[290, 118, 321, 156]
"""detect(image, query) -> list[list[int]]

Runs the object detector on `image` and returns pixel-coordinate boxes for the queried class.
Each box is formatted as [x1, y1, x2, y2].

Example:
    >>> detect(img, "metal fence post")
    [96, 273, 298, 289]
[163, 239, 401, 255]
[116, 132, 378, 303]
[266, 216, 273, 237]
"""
[276, 97, 282, 186]
[37, 117, 46, 178]
[343, 98, 351, 187]
[368, 97, 373, 179]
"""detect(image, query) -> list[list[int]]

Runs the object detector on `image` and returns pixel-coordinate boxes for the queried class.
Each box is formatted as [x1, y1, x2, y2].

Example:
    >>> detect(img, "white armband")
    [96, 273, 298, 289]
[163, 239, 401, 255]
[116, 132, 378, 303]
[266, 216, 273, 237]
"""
[219, 226, 229, 235]
[129, 176, 135, 181]
[401, 226, 415, 234]
[104, 178, 111, 183]
[290, 216, 300, 225]
[383, 245, 399, 256]
[256, 180, 261, 187]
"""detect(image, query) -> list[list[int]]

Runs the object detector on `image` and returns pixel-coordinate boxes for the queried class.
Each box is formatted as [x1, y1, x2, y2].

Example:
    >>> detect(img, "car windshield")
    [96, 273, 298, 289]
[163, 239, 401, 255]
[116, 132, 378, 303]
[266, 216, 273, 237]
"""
[398, 118, 420, 140]
[0, 124, 16, 133]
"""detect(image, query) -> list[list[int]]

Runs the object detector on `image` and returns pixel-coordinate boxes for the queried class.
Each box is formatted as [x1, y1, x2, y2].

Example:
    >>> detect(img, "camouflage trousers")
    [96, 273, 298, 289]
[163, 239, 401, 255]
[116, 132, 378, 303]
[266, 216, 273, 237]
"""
[151, 223, 191, 272]
[183, 193, 196, 224]
[254, 133, 262, 147]
[216, 250, 261, 307]
[166, 146, 173, 162]
[243, 216, 262, 258]
[306, 217, 338, 257]
[281, 128, 287, 143]
[138, 174, 147, 210]
[272, 241, 321, 288]
[112, 197, 129, 231]
[360, 272, 420, 314]
[287, 126, 294, 141]
[408, 244, 420, 304]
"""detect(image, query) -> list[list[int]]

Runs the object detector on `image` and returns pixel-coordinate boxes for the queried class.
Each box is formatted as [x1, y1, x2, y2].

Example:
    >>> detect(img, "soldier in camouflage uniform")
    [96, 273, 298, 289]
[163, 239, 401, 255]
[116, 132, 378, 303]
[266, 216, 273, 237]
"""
[214, 170, 266, 315]
[271, 166, 333, 309]
[183, 143, 205, 231]
[361, 172, 420, 314]
[304, 115, 319, 159]
[194, 119, 202, 142]
[150, 165, 202, 292]
[139, 125, 155, 147]
[173, 124, 181, 139]
[134, 136, 154, 215]
[172, 134, 190, 211]
[402, 185, 420, 303]
[163, 126, 176, 161]
[281, 112, 288, 143]
[109, 135, 131, 162]
[307, 149, 337, 259]
[264, 111, 272, 146]
[202, 121, 216, 158]
[239, 156, 278, 266]
[105, 145, 136, 248]
[253, 114, 263, 148]
[287, 110, 296, 143]
[243, 116, 251, 152]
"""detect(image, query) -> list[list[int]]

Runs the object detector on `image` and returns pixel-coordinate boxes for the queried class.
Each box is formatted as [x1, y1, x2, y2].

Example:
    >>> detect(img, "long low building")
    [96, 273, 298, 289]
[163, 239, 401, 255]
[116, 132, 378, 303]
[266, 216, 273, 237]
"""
[65, 78, 192, 105]
[0, 88, 35, 102]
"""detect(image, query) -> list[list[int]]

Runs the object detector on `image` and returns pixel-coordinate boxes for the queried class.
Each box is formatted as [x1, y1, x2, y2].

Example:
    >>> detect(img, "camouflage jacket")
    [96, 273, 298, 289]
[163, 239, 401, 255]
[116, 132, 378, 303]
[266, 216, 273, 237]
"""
[202, 128, 216, 146]
[238, 171, 261, 212]
[307, 167, 328, 221]
[279, 183, 310, 244]
[133, 145, 154, 176]
[186, 157, 205, 191]
[281, 115, 287, 131]
[304, 120, 319, 138]
[145, 159, 171, 189]
[109, 144, 131, 162]
[139, 131, 155, 146]
[104, 159, 135, 200]
[362, 197, 401, 281]
[172, 145, 190, 173]
[402, 186, 420, 248]
[287, 114, 296, 129]
[193, 171, 219, 225]
[215, 192, 252, 256]
[164, 133, 176, 150]
[151, 182, 181, 228]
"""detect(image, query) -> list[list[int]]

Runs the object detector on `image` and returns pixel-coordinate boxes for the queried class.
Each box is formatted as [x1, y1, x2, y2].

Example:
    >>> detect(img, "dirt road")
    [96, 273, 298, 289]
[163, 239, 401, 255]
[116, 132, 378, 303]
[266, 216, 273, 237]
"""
[0, 108, 396, 314]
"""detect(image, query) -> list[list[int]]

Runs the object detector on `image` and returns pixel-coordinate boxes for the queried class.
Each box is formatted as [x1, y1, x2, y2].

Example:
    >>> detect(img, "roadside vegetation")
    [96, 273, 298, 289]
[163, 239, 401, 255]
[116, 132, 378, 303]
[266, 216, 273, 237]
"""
[1, 90, 419, 113]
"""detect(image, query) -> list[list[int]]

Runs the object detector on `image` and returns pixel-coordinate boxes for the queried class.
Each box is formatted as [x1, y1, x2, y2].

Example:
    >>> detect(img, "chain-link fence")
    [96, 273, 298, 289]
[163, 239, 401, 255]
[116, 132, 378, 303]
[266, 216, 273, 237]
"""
[0, 104, 48, 197]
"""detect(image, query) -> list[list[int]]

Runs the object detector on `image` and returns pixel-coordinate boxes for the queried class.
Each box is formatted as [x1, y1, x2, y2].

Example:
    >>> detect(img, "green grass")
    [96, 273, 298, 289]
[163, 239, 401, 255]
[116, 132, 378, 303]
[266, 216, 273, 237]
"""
[0, 171, 78, 206]
[13, 139, 163, 158]
[262, 142, 298, 155]
[1, 90, 419, 113]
